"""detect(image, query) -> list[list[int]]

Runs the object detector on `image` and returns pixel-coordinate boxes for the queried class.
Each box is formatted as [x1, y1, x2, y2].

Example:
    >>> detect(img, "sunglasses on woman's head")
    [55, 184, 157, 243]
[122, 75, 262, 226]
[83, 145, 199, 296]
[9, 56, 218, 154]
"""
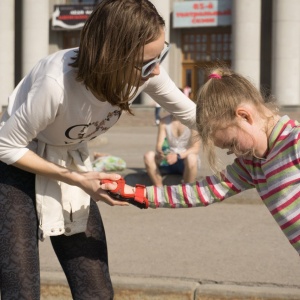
[136, 42, 170, 78]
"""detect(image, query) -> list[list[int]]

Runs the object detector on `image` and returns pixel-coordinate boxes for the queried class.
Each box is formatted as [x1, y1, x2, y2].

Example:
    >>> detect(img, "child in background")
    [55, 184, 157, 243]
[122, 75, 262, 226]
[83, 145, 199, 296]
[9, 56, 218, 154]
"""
[144, 114, 200, 186]
[104, 66, 300, 256]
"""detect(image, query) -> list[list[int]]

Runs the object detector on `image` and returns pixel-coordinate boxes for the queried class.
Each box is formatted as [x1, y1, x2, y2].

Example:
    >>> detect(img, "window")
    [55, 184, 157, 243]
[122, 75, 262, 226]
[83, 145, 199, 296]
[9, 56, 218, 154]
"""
[182, 27, 231, 63]
[68, 0, 98, 4]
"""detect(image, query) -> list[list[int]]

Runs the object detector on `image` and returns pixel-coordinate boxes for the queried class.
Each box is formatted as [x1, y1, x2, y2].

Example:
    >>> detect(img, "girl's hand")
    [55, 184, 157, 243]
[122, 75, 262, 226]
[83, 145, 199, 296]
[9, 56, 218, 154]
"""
[100, 178, 148, 209]
[123, 184, 136, 195]
[100, 180, 135, 196]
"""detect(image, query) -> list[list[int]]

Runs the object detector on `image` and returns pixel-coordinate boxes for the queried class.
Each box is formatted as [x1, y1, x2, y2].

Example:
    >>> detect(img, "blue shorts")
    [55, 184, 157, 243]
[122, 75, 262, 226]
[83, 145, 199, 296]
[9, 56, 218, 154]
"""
[159, 159, 184, 175]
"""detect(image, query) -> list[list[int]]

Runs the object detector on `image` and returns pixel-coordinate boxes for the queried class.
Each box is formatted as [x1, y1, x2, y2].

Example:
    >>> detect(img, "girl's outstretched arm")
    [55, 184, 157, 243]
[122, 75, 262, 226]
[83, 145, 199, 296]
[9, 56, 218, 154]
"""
[101, 160, 255, 208]
[145, 162, 254, 208]
[116, 179, 224, 208]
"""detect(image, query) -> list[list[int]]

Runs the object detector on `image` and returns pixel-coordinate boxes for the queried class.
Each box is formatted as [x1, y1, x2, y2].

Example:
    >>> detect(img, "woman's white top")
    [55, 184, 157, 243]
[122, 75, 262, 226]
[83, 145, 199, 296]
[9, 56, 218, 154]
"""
[0, 48, 196, 240]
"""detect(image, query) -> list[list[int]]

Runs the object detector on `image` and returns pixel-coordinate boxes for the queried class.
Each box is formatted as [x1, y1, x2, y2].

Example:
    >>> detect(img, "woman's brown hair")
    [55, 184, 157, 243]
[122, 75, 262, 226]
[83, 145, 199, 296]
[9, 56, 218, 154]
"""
[69, 0, 165, 113]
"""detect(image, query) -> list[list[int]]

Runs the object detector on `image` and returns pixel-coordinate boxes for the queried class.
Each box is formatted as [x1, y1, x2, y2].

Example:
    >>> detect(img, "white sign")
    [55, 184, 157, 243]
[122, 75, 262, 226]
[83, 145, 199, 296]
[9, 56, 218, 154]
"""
[173, 0, 232, 28]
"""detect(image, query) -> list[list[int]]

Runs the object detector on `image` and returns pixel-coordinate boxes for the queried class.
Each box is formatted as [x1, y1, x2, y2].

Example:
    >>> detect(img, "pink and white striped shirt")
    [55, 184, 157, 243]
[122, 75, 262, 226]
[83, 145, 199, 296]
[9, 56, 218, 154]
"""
[146, 115, 300, 255]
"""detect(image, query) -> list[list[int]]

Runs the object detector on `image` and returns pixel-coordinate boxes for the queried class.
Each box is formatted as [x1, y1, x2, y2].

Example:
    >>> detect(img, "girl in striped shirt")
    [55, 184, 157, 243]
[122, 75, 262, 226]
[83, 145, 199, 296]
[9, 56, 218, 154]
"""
[106, 66, 300, 255]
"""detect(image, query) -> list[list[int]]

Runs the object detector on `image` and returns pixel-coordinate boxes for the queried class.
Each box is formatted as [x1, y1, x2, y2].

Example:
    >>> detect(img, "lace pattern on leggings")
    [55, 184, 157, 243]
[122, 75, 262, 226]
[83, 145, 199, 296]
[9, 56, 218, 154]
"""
[0, 162, 113, 300]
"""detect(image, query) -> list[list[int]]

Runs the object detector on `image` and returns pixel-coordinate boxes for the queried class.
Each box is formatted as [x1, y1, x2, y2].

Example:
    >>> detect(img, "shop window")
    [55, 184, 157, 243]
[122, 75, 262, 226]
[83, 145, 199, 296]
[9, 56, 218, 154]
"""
[182, 27, 231, 63]
[67, 0, 97, 3]
[181, 27, 231, 99]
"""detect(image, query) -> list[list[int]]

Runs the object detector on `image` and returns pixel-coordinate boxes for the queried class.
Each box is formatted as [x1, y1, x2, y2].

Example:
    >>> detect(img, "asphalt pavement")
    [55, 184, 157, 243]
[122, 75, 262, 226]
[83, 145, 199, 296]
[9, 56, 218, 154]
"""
[40, 106, 300, 300]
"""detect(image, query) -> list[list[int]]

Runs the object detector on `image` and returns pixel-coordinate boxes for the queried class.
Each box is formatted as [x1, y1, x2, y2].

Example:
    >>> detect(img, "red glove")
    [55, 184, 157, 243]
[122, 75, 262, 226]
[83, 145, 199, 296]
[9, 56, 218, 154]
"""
[101, 177, 149, 209]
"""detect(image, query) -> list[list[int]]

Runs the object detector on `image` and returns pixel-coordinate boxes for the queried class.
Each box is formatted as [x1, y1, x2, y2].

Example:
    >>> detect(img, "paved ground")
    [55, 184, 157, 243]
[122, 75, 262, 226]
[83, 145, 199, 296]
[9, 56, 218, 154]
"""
[40, 106, 300, 299]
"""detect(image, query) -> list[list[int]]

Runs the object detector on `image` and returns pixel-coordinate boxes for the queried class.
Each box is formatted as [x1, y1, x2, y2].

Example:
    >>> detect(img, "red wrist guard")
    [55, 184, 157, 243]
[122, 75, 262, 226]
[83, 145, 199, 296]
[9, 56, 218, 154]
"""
[101, 177, 149, 209]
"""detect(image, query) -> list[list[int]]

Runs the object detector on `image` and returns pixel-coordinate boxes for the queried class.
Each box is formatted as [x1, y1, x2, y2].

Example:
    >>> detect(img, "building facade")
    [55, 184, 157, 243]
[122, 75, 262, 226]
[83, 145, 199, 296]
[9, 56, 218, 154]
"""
[0, 0, 300, 110]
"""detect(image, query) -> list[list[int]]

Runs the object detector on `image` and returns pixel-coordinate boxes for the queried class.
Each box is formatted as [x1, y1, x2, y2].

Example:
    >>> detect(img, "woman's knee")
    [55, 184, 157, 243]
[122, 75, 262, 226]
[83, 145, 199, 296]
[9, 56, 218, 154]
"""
[184, 154, 198, 169]
[144, 151, 156, 165]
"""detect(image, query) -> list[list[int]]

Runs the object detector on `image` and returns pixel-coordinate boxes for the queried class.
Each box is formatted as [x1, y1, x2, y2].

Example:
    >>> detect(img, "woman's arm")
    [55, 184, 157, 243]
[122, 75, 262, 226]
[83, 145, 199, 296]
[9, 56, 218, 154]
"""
[176, 129, 201, 159]
[144, 67, 196, 129]
[13, 150, 128, 206]
[0, 73, 127, 205]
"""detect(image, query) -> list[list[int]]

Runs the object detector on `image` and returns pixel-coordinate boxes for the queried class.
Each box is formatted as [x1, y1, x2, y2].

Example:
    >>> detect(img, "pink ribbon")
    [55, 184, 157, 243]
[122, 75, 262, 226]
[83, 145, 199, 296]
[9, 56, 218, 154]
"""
[208, 73, 221, 79]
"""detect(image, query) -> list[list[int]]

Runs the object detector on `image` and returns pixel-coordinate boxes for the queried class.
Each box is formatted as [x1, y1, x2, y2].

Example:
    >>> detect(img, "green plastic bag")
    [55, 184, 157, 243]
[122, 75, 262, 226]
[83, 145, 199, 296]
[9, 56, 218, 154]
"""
[160, 137, 171, 166]
[92, 155, 126, 172]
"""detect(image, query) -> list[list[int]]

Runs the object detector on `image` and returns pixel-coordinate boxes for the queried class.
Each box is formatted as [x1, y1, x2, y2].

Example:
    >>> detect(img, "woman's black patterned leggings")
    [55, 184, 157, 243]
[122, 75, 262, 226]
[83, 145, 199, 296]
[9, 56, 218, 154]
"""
[0, 162, 114, 300]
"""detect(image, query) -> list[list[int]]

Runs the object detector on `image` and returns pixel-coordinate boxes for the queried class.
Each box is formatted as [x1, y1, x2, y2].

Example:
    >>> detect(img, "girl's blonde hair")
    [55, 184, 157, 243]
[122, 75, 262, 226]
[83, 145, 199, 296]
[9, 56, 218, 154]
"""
[196, 66, 277, 172]
[70, 0, 165, 113]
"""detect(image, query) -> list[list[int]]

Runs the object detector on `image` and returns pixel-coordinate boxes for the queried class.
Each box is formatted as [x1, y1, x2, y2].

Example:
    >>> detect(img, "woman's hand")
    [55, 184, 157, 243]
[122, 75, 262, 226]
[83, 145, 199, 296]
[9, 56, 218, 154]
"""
[78, 171, 129, 206]
[155, 150, 165, 165]
[166, 152, 178, 165]
[156, 150, 164, 159]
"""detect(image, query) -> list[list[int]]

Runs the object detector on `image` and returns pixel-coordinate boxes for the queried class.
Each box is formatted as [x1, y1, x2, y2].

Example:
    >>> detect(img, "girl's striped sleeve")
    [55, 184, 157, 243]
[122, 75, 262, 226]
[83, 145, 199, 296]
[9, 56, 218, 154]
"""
[146, 160, 254, 209]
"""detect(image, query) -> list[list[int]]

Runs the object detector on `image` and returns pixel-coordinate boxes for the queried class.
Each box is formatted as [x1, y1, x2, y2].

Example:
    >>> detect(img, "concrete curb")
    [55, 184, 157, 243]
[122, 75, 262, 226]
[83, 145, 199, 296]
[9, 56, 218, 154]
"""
[41, 272, 300, 300]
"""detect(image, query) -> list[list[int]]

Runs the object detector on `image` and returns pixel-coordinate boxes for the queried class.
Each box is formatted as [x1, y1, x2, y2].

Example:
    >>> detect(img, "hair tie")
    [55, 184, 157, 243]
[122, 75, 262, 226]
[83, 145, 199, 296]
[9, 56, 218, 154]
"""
[208, 73, 221, 80]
